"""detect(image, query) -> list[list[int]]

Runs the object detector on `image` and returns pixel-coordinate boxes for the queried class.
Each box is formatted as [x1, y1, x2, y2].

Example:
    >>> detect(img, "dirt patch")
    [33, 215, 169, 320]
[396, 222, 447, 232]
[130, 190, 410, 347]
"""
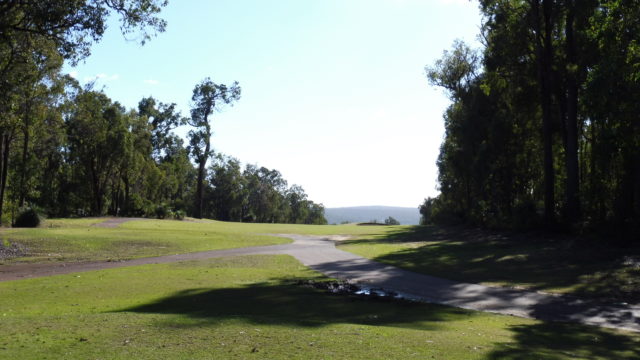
[92, 217, 148, 228]
[183, 218, 213, 223]
[326, 235, 355, 242]
[0, 241, 28, 260]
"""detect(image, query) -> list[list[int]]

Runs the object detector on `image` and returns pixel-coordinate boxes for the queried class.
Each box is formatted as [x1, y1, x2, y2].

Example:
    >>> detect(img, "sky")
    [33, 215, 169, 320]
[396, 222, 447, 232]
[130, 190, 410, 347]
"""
[64, 0, 483, 208]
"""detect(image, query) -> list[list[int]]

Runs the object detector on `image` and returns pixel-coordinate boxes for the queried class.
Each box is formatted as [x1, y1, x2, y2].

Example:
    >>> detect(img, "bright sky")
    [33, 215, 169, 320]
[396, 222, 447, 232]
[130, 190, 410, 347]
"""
[64, 0, 482, 208]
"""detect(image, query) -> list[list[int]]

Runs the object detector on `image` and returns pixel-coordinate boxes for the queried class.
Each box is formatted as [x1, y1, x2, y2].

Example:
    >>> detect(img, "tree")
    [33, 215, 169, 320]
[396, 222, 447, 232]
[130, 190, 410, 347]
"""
[243, 165, 287, 223]
[0, 0, 168, 65]
[384, 216, 400, 225]
[426, 0, 640, 237]
[306, 202, 328, 225]
[286, 185, 309, 224]
[529, 0, 558, 226]
[66, 89, 128, 215]
[209, 155, 246, 221]
[137, 97, 186, 159]
[187, 78, 241, 219]
[0, 0, 168, 223]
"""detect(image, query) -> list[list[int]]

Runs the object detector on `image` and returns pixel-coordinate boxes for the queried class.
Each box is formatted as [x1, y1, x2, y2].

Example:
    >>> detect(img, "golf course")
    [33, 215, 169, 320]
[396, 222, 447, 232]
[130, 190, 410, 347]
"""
[2, 1, 640, 358]
[1, 218, 639, 359]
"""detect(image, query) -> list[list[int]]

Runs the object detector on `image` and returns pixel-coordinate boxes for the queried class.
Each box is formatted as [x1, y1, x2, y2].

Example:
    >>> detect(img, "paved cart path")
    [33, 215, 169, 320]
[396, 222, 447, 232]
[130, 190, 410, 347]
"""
[1, 233, 638, 332]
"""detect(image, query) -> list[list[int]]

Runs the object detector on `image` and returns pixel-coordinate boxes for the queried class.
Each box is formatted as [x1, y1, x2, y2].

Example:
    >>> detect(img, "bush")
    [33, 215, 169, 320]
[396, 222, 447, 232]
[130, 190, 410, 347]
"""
[155, 204, 169, 219]
[512, 198, 541, 230]
[420, 197, 465, 226]
[14, 207, 42, 228]
[173, 209, 186, 220]
[384, 216, 400, 225]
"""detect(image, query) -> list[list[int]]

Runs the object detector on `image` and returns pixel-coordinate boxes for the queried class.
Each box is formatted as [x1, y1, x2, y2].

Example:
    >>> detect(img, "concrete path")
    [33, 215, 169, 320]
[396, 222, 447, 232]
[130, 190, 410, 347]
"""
[1, 233, 638, 332]
[92, 217, 148, 228]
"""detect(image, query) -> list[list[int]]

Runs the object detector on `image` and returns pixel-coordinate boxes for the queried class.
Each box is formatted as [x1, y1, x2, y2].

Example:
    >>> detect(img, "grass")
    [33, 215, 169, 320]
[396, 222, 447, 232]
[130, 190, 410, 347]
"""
[337, 225, 640, 303]
[1, 254, 639, 359]
[0, 218, 396, 263]
[3, 218, 640, 303]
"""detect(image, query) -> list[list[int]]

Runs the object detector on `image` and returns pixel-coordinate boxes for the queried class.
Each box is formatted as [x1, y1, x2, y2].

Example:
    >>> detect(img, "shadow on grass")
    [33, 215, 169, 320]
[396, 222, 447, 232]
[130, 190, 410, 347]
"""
[487, 322, 640, 359]
[118, 278, 640, 358]
[118, 278, 467, 331]
[342, 225, 640, 303]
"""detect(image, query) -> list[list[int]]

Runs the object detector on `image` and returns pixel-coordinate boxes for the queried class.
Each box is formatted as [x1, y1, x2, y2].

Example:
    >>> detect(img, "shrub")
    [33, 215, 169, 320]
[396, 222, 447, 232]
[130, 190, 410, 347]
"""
[173, 209, 186, 220]
[512, 198, 541, 230]
[155, 204, 169, 219]
[384, 216, 400, 225]
[420, 197, 464, 226]
[14, 207, 42, 228]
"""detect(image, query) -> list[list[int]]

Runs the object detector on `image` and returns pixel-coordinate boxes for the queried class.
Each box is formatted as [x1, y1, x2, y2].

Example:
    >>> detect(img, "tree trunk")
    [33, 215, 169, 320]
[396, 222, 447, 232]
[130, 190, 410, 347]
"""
[634, 146, 640, 225]
[564, 0, 580, 224]
[19, 108, 30, 208]
[194, 140, 210, 219]
[531, 0, 556, 226]
[123, 175, 130, 216]
[89, 159, 102, 216]
[0, 132, 11, 226]
[194, 161, 205, 219]
[0, 132, 5, 225]
[634, 117, 640, 223]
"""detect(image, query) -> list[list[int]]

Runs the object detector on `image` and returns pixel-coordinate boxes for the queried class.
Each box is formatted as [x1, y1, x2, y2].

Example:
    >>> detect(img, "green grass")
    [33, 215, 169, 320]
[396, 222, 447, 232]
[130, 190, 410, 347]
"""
[4, 218, 640, 303]
[1, 254, 638, 359]
[0, 218, 395, 263]
[338, 225, 640, 303]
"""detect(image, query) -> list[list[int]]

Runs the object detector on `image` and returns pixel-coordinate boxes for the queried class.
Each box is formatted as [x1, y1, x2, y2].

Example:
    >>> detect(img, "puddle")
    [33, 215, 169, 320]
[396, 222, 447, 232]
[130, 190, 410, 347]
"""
[296, 280, 421, 303]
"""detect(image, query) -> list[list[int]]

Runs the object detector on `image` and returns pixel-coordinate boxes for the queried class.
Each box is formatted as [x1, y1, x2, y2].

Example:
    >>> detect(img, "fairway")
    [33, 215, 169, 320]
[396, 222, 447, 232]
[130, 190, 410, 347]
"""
[2, 253, 639, 359]
[3, 1, 640, 358]
[0, 219, 639, 359]
[0, 218, 395, 264]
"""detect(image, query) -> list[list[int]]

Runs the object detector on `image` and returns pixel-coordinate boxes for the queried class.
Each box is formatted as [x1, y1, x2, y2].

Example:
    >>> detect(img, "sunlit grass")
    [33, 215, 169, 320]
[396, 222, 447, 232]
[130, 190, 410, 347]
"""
[0, 218, 397, 263]
[1, 254, 637, 359]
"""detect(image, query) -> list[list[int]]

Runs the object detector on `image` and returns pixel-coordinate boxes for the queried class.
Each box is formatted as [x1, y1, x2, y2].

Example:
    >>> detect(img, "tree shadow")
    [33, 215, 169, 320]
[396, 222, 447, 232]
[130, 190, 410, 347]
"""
[116, 278, 470, 331]
[115, 276, 640, 358]
[341, 225, 640, 303]
[487, 322, 640, 359]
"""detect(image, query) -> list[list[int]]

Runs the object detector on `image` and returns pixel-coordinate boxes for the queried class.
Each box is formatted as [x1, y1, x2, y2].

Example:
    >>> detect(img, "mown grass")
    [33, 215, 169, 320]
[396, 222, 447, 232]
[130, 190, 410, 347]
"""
[1, 254, 638, 359]
[4, 218, 640, 303]
[0, 218, 396, 263]
[338, 225, 640, 303]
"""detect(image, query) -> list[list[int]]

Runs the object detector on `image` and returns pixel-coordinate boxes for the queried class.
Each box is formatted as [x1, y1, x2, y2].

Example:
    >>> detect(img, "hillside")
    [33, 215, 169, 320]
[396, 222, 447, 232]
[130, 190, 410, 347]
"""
[325, 206, 420, 225]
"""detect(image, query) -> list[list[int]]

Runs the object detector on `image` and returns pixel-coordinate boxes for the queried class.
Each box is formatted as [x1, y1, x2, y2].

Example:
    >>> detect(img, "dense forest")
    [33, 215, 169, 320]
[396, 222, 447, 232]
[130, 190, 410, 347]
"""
[0, 1, 327, 226]
[420, 0, 639, 239]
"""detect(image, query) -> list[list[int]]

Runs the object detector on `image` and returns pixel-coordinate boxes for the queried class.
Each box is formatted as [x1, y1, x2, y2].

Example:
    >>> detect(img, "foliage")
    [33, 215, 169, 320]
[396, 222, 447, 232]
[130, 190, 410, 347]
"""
[207, 155, 327, 225]
[187, 78, 241, 219]
[0, 1, 168, 225]
[0, 2, 323, 225]
[426, 1, 640, 237]
[0, 0, 168, 64]
[154, 204, 169, 219]
[13, 207, 41, 228]
[173, 209, 185, 220]
[384, 216, 400, 225]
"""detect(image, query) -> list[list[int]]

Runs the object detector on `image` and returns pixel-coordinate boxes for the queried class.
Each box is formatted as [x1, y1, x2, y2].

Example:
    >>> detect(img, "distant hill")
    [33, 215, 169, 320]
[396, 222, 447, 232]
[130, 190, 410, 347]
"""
[324, 206, 420, 225]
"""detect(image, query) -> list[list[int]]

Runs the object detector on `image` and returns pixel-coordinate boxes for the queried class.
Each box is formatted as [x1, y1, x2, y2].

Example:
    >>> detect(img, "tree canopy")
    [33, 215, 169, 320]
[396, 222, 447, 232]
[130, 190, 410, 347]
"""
[423, 0, 640, 240]
[0, 1, 327, 226]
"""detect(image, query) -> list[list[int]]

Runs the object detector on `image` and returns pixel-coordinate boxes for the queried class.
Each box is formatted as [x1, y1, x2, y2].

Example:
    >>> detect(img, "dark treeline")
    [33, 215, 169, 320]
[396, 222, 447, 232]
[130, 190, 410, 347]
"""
[0, 1, 326, 225]
[421, 0, 639, 238]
